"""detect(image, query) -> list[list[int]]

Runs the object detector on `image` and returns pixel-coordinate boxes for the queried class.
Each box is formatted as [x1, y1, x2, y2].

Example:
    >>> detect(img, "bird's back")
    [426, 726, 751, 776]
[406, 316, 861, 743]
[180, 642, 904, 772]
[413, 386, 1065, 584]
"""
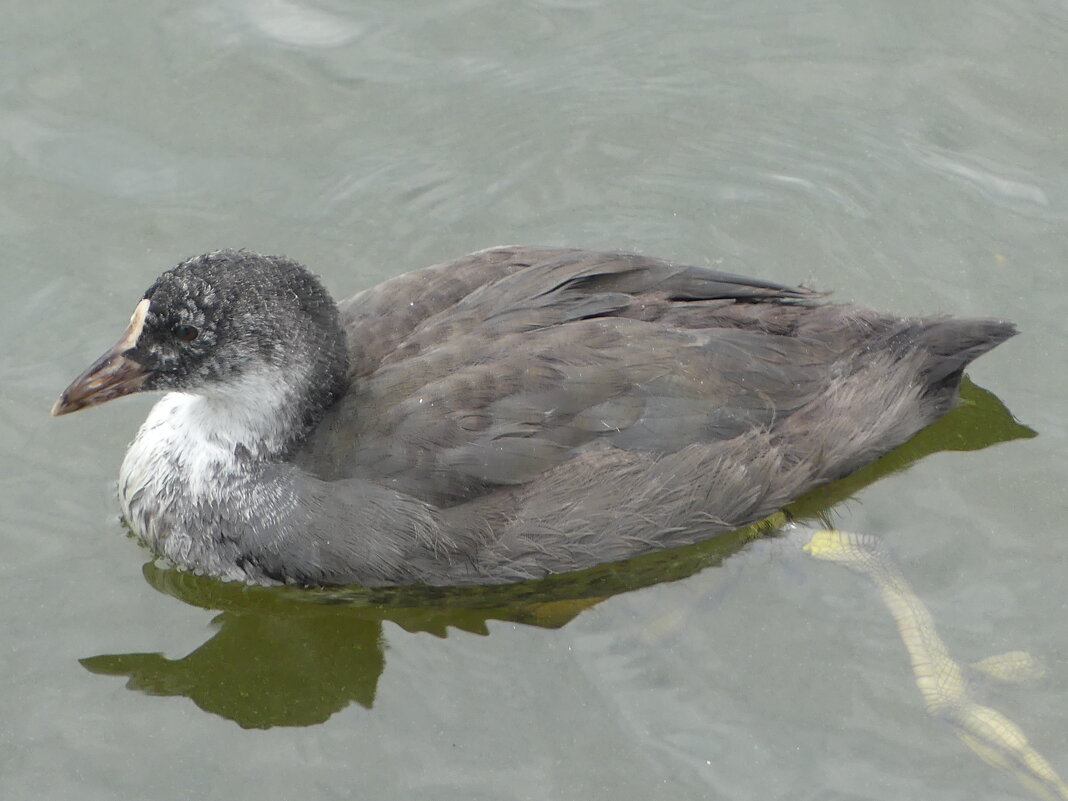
[299, 247, 1014, 553]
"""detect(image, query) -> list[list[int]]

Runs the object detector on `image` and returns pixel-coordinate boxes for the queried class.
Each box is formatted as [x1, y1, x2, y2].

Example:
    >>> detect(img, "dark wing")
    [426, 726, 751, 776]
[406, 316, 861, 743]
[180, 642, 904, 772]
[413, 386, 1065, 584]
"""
[302, 248, 829, 505]
[334, 246, 813, 375]
[337, 246, 577, 378]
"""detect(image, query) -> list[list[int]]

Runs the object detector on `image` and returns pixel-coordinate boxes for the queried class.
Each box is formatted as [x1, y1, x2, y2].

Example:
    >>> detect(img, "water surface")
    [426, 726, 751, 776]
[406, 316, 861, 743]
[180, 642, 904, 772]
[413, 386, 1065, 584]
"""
[2, 1, 1066, 799]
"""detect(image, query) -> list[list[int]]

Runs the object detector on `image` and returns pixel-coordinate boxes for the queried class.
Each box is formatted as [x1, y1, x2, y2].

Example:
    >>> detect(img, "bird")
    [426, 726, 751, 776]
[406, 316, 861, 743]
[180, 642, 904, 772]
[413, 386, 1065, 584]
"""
[52, 246, 1015, 587]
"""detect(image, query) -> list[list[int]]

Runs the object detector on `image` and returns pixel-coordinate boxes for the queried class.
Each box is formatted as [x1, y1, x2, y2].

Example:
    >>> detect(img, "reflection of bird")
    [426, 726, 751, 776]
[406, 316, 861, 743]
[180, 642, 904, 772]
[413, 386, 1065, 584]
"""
[804, 528, 1068, 800]
[53, 246, 1014, 586]
[81, 611, 385, 729]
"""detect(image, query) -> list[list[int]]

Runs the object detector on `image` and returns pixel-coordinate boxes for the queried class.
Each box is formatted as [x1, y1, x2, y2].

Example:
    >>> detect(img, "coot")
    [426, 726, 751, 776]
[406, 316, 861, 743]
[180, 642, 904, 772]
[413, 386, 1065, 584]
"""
[52, 246, 1014, 586]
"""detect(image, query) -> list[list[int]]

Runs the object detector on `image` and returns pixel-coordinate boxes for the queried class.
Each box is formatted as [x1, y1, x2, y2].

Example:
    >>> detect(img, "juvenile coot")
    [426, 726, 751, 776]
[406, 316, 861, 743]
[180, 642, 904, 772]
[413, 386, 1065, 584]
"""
[52, 246, 1014, 586]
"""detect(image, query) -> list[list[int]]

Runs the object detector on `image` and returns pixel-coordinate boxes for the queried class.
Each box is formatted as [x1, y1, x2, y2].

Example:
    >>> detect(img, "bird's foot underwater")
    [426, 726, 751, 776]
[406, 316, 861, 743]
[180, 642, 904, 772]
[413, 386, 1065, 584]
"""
[785, 524, 1068, 801]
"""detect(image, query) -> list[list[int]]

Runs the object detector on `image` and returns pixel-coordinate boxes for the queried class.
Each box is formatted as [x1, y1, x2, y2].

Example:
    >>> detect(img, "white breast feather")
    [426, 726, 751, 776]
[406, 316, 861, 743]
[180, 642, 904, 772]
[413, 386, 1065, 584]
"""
[118, 372, 302, 570]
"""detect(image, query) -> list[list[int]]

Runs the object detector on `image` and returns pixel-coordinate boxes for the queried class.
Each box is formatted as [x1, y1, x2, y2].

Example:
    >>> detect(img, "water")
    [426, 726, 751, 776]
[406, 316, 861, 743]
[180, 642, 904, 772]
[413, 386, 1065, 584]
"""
[3, 0, 1067, 798]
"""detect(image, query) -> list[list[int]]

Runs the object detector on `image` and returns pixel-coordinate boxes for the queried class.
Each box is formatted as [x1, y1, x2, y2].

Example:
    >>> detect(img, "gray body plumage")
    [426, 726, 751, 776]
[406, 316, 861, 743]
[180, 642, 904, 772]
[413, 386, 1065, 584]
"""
[108, 246, 1014, 586]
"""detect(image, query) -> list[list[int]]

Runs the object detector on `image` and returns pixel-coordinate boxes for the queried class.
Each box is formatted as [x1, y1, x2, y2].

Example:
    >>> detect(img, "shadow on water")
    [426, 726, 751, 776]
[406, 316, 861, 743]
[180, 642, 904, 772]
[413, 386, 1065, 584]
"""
[80, 378, 1034, 729]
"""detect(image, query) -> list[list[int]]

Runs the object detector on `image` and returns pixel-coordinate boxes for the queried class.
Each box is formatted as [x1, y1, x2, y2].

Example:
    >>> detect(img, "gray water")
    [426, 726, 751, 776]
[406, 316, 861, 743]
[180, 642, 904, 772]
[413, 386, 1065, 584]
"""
[3, 0, 1067, 799]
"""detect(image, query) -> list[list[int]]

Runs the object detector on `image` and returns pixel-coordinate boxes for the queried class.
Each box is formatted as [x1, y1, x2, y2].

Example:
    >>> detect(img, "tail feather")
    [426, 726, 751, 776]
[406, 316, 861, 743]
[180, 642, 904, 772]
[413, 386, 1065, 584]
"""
[887, 318, 1017, 389]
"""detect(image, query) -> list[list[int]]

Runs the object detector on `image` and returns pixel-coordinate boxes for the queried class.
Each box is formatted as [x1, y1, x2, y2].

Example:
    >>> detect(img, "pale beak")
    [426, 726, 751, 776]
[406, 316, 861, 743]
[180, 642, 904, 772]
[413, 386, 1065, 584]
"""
[51, 298, 152, 416]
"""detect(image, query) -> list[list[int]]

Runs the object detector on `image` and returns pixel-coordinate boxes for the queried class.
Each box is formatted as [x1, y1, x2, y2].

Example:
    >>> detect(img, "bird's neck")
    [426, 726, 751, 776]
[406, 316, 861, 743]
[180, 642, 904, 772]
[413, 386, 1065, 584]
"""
[117, 370, 328, 573]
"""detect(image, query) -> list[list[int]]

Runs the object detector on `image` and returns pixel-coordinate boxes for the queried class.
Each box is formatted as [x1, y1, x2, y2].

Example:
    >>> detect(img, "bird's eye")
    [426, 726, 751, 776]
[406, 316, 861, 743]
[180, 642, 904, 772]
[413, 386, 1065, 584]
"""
[174, 324, 199, 342]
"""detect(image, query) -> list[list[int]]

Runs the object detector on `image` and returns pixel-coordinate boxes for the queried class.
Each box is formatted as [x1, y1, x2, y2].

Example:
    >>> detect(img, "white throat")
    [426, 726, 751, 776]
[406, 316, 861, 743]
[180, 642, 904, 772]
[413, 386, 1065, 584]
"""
[118, 371, 305, 559]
